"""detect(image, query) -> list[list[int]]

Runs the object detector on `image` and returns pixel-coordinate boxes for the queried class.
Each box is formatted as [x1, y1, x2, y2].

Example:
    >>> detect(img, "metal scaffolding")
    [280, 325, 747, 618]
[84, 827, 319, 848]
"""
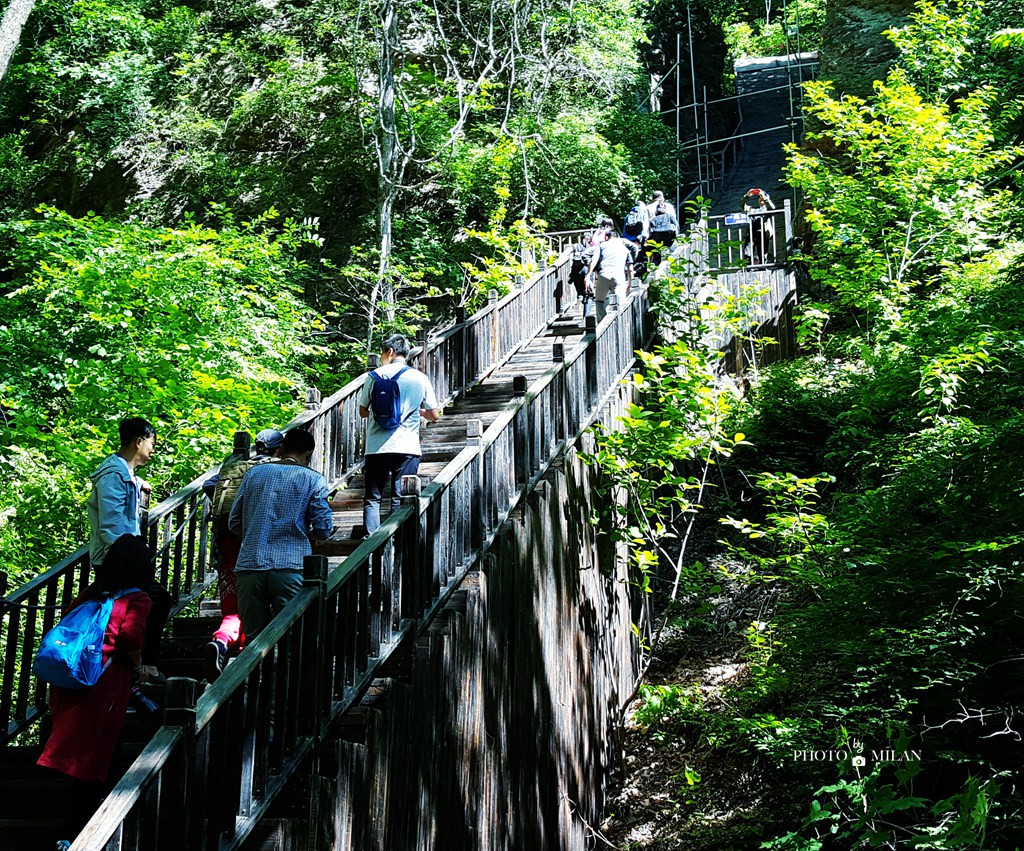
[670, 1, 819, 207]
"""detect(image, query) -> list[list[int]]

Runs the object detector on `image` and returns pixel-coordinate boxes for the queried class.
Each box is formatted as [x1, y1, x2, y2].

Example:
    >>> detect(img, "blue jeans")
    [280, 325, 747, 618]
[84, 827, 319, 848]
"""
[362, 453, 421, 534]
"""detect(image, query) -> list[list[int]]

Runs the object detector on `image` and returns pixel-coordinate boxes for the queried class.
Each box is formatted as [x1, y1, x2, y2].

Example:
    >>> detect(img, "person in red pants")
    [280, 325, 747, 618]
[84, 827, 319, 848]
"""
[39, 534, 154, 848]
[204, 428, 283, 681]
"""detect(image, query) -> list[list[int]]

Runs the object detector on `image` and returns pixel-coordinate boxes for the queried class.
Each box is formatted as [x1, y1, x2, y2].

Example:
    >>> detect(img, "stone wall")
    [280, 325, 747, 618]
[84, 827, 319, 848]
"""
[820, 0, 917, 96]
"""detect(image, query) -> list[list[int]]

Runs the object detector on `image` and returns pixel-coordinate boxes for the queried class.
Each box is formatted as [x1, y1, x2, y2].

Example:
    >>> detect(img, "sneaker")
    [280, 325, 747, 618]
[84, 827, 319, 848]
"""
[140, 665, 167, 685]
[204, 640, 227, 683]
[55, 841, 72, 851]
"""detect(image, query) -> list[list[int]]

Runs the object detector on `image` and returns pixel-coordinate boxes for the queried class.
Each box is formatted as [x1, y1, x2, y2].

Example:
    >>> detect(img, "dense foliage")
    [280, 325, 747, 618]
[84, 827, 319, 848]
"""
[0, 207, 321, 577]
[0, 0, 678, 580]
[596, 1, 1024, 847]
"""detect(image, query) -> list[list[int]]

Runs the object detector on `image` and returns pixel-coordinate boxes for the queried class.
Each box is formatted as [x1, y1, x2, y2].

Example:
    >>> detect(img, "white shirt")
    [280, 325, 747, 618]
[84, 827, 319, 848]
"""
[359, 361, 439, 455]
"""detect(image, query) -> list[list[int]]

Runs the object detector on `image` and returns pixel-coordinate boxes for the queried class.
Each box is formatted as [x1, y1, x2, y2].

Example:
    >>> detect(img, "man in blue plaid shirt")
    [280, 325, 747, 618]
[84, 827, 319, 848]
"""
[228, 429, 334, 637]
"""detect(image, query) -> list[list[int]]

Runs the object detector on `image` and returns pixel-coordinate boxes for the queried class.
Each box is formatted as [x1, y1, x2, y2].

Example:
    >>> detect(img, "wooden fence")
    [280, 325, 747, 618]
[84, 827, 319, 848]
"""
[67, 270, 655, 851]
[0, 257, 570, 747]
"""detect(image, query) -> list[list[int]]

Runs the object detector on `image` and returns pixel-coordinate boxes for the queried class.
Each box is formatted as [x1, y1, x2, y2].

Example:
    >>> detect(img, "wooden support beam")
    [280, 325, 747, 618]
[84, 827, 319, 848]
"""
[400, 476, 423, 620]
[163, 677, 200, 848]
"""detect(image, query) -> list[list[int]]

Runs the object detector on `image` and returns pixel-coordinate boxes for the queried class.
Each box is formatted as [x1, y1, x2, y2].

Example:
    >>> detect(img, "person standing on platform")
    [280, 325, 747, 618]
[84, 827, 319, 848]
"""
[359, 334, 441, 536]
[228, 428, 334, 638]
[87, 417, 171, 683]
[741, 187, 776, 263]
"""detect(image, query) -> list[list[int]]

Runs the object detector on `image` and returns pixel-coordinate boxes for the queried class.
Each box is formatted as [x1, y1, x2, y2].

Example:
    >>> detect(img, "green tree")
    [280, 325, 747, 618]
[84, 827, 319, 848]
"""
[0, 205, 321, 577]
[787, 71, 1015, 329]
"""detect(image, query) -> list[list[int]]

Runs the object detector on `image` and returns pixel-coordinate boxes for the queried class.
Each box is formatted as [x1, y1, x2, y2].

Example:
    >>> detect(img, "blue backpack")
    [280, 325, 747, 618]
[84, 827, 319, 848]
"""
[34, 588, 139, 690]
[368, 366, 413, 430]
[623, 207, 645, 237]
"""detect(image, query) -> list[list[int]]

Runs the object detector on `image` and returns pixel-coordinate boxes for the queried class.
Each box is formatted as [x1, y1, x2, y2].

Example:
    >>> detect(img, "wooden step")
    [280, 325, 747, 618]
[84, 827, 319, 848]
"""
[0, 816, 64, 851]
[317, 539, 363, 558]
[0, 770, 72, 817]
[154, 658, 207, 681]
[0, 746, 44, 768]
[173, 616, 225, 637]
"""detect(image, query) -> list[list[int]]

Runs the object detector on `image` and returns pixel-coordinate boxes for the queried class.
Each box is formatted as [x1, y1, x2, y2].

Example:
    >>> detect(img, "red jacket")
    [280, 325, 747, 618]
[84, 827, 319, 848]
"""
[37, 590, 152, 782]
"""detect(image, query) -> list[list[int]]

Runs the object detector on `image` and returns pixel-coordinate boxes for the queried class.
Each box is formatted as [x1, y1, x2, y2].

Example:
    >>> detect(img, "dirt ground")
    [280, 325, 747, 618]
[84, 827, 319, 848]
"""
[598, 572, 804, 850]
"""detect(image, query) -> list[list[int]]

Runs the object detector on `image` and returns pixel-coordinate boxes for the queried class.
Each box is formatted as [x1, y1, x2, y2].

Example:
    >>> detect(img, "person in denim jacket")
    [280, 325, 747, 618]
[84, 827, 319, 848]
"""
[88, 417, 156, 567]
[87, 417, 170, 682]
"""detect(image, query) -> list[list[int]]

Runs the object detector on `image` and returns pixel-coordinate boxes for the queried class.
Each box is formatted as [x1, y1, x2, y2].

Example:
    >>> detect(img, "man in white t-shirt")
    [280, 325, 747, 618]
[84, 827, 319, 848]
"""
[358, 334, 441, 534]
[587, 231, 634, 323]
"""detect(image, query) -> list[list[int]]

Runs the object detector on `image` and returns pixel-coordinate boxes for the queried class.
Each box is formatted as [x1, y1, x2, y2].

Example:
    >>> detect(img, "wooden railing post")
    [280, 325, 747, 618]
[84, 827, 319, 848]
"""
[418, 327, 429, 374]
[455, 305, 467, 394]
[400, 476, 423, 619]
[512, 375, 529, 488]
[552, 343, 568, 444]
[232, 430, 252, 459]
[164, 677, 200, 849]
[304, 387, 324, 474]
[466, 419, 485, 552]
[363, 356, 380, 456]
[783, 198, 793, 263]
[301, 555, 329, 740]
[488, 289, 499, 368]
[584, 315, 598, 411]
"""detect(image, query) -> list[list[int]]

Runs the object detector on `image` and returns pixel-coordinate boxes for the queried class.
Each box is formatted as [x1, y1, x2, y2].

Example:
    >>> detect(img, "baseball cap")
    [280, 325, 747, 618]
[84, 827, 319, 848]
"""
[255, 429, 285, 450]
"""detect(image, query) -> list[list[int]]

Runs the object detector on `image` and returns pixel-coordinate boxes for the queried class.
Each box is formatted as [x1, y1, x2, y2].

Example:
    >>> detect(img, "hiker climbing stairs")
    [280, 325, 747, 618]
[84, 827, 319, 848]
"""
[320, 302, 594, 554]
[1, 144, 799, 847]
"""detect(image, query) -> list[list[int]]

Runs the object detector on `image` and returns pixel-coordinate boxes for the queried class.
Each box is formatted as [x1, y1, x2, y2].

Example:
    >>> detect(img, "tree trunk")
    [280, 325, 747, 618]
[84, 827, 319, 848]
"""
[0, 0, 34, 90]
[367, 0, 402, 346]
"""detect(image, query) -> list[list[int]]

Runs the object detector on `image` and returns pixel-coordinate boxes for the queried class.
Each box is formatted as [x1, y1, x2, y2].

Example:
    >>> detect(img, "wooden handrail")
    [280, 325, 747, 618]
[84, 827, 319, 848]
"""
[69, 269, 657, 851]
[0, 253, 571, 746]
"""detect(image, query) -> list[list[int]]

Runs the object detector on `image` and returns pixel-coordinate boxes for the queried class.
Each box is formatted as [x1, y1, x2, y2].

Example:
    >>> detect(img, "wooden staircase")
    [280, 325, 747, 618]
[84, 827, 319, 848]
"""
[0, 613, 208, 851]
[0, 236, 675, 851]
[320, 305, 588, 557]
